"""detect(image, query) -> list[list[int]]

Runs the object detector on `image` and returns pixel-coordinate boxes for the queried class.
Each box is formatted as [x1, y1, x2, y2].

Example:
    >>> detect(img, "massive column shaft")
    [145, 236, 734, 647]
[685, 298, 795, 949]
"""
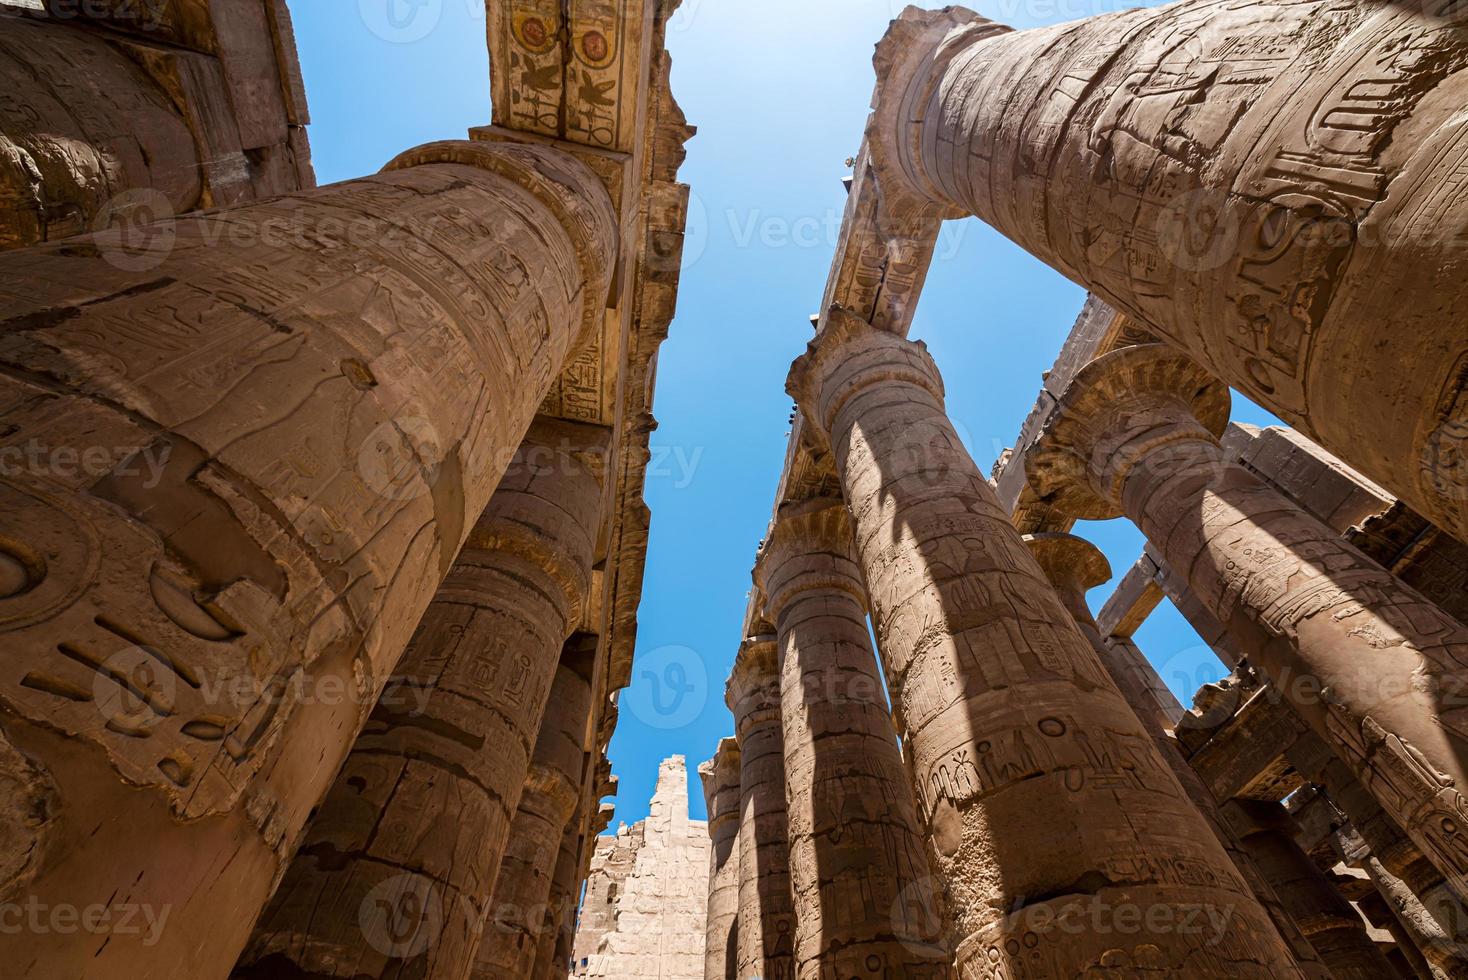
[872, 2, 1468, 543]
[1024, 532, 1335, 978]
[787, 311, 1299, 976]
[530, 781, 591, 980]
[701, 738, 742, 980]
[473, 658, 593, 979]
[729, 639, 796, 980]
[0, 139, 616, 979]
[754, 498, 952, 979]
[1028, 343, 1468, 908]
[236, 432, 603, 979]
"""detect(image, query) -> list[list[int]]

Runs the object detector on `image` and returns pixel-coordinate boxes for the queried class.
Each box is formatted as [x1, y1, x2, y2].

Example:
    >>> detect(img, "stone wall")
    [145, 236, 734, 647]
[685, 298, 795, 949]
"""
[572, 756, 709, 979]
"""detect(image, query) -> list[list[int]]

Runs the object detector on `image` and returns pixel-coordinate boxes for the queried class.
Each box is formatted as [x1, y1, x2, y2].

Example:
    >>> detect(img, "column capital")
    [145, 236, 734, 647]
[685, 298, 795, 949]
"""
[1026, 344, 1230, 519]
[868, 6, 1011, 218]
[385, 139, 618, 348]
[1022, 532, 1111, 604]
[700, 737, 743, 829]
[521, 762, 583, 826]
[726, 636, 781, 735]
[753, 497, 867, 623]
[787, 306, 945, 441]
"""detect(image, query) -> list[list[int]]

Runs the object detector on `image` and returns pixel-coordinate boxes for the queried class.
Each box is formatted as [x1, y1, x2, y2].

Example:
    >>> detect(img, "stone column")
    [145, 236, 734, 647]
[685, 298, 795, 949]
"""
[1024, 531, 1335, 978]
[729, 638, 796, 980]
[1337, 825, 1468, 978]
[236, 433, 603, 979]
[472, 658, 594, 979]
[753, 498, 952, 979]
[1027, 342, 1468, 910]
[0, 139, 615, 978]
[787, 310, 1299, 976]
[1225, 801, 1396, 979]
[0, 17, 202, 249]
[701, 738, 742, 980]
[870, 2, 1468, 543]
[530, 784, 590, 980]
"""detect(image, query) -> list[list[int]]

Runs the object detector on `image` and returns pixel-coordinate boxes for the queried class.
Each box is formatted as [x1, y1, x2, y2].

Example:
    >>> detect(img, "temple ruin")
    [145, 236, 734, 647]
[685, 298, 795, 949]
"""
[1, 0, 1466, 976]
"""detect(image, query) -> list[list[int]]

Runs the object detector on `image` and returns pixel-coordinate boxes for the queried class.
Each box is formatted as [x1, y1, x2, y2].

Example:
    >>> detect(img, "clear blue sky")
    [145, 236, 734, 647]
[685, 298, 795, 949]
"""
[290, 0, 1279, 828]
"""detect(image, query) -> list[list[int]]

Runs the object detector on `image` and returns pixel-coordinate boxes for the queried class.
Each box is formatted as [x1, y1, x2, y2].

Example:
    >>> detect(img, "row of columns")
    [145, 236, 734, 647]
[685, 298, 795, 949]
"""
[714, 320, 1468, 976]
[0, 134, 620, 979]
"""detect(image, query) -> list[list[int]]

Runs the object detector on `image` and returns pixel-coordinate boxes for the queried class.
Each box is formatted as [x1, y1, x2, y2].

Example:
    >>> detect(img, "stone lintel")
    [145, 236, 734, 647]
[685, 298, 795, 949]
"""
[1179, 685, 1308, 805]
[1095, 553, 1165, 638]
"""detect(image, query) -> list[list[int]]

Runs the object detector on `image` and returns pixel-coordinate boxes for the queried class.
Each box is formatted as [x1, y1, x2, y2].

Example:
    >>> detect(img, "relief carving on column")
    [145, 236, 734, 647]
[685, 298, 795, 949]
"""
[1028, 343, 1468, 903]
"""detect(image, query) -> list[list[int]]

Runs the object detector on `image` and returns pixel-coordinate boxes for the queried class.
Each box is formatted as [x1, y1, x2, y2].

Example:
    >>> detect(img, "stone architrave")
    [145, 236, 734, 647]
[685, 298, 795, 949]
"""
[787, 310, 1300, 976]
[729, 638, 796, 980]
[0, 17, 202, 249]
[754, 498, 952, 979]
[0, 139, 616, 978]
[1023, 531, 1335, 978]
[236, 432, 604, 980]
[1027, 343, 1468, 911]
[870, 2, 1468, 544]
[472, 659, 594, 979]
[701, 739, 742, 980]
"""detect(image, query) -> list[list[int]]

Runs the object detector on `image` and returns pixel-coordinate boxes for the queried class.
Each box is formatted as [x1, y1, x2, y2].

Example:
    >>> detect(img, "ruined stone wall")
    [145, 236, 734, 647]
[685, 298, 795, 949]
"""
[572, 756, 708, 979]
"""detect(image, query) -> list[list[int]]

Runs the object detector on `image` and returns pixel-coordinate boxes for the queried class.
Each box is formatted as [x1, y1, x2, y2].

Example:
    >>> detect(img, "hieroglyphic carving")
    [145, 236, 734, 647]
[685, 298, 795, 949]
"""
[0, 140, 616, 977]
[788, 313, 1296, 977]
[1029, 343, 1468, 911]
[873, 1, 1468, 544]
[755, 499, 952, 977]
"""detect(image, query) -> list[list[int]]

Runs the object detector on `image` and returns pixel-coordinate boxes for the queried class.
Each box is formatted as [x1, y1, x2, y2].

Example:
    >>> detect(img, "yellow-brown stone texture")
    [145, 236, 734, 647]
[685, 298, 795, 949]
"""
[572, 756, 709, 979]
[6, 0, 1468, 977]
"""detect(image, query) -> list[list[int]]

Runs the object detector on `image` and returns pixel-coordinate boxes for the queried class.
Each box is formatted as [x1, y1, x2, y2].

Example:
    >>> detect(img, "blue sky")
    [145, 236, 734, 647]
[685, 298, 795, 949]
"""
[291, 0, 1279, 828]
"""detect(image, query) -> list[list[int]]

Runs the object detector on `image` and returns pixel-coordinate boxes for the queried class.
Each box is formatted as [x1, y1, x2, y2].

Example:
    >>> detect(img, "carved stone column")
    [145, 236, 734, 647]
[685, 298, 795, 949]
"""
[729, 638, 796, 980]
[754, 498, 952, 979]
[472, 658, 594, 979]
[788, 311, 1298, 976]
[530, 777, 591, 980]
[701, 738, 742, 980]
[871, 2, 1468, 543]
[1028, 342, 1468, 909]
[0, 139, 615, 978]
[1024, 531, 1334, 978]
[236, 433, 603, 979]
[1224, 801, 1396, 979]
[0, 17, 202, 249]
